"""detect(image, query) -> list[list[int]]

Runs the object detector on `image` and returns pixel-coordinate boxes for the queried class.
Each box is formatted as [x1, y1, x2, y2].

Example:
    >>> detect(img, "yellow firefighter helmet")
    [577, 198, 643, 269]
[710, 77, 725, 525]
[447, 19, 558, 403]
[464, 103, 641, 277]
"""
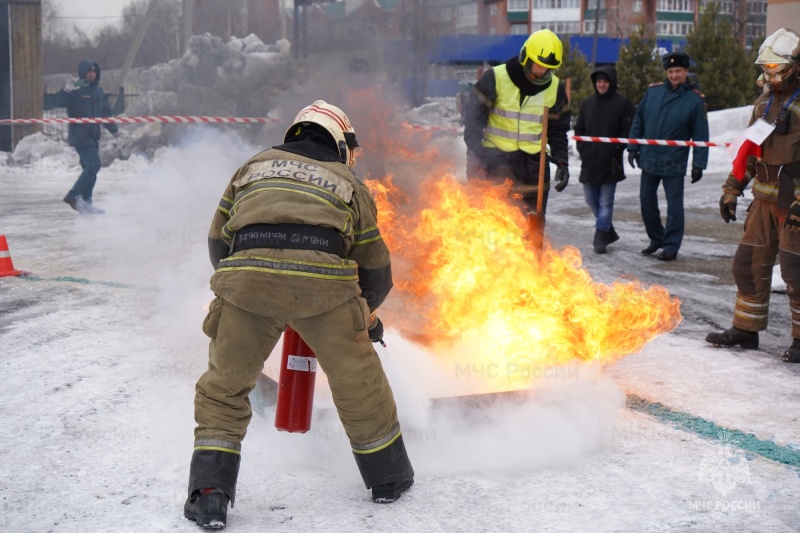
[519, 29, 563, 69]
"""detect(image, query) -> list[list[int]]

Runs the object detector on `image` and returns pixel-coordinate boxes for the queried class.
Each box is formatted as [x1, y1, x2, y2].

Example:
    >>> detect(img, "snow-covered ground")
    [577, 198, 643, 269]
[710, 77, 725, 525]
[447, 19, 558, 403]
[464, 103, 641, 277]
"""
[2, 104, 799, 533]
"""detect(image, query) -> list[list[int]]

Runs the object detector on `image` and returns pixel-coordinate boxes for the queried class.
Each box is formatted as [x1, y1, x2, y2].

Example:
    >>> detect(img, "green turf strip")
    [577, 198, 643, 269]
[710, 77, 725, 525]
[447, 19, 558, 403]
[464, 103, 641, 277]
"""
[627, 393, 800, 467]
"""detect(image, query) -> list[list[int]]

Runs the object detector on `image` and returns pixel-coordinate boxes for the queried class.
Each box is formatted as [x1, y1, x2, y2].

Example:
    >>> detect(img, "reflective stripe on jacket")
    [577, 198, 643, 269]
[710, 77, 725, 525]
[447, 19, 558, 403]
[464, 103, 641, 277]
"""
[208, 146, 392, 318]
[482, 65, 558, 154]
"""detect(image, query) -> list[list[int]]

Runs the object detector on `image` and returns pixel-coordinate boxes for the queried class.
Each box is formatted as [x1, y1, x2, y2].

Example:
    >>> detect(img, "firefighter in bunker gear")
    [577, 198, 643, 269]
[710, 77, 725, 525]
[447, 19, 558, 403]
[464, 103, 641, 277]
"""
[184, 100, 414, 528]
[705, 28, 800, 362]
[462, 29, 571, 212]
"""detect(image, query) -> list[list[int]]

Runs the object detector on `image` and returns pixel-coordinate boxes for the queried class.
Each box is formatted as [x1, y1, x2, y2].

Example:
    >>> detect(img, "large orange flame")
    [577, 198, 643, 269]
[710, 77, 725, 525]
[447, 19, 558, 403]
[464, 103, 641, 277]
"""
[367, 170, 680, 390]
[348, 98, 680, 391]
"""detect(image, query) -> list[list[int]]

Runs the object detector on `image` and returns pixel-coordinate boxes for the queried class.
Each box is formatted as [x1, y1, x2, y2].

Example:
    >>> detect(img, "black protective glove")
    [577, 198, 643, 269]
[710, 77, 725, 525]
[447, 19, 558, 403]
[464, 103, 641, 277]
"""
[627, 151, 640, 169]
[785, 200, 800, 232]
[368, 315, 385, 345]
[691, 168, 703, 184]
[719, 181, 742, 223]
[554, 163, 569, 192]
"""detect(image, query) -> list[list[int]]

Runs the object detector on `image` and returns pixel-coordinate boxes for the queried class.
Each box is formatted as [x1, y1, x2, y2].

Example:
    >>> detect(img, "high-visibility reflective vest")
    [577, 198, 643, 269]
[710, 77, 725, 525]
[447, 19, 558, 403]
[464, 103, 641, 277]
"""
[482, 65, 559, 154]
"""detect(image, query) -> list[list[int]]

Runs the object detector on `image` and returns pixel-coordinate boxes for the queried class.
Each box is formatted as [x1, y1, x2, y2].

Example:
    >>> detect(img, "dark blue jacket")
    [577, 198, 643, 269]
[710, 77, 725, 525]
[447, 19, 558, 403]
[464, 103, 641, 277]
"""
[52, 60, 118, 147]
[627, 80, 709, 176]
[575, 65, 635, 185]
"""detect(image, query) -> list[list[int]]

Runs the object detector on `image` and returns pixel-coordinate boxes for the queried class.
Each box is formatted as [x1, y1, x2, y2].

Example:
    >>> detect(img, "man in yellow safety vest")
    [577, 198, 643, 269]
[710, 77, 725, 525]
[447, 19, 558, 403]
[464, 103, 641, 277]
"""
[463, 29, 571, 212]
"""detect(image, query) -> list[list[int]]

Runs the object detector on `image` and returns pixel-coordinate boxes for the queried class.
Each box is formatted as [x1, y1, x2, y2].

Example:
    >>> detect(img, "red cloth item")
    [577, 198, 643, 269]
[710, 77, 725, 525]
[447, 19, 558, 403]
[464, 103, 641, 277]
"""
[731, 139, 762, 181]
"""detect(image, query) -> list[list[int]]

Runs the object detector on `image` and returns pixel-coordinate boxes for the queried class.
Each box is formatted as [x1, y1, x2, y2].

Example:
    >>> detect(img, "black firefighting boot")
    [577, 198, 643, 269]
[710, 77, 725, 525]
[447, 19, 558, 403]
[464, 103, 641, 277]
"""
[184, 448, 241, 529]
[184, 488, 230, 529]
[783, 338, 800, 363]
[372, 478, 415, 503]
[705, 327, 759, 349]
[353, 433, 414, 504]
[593, 230, 611, 254]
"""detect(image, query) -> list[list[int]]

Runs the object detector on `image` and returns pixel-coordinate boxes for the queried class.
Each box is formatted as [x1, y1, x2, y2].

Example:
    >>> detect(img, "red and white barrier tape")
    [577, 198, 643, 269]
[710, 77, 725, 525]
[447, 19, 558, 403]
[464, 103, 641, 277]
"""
[0, 116, 729, 148]
[571, 135, 727, 148]
[402, 122, 463, 133]
[402, 124, 728, 147]
[0, 115, 280, 125]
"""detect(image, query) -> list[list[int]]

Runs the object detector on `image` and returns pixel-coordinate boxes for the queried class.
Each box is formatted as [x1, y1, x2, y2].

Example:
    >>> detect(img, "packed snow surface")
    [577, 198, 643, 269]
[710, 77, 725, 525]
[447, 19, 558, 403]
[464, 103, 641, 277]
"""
[2, 87, 798, 532]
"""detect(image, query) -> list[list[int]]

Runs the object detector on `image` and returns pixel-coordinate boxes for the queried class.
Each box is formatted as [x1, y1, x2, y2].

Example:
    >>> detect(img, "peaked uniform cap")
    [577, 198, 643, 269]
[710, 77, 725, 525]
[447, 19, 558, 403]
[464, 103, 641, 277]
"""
[662, 51, 690, 70]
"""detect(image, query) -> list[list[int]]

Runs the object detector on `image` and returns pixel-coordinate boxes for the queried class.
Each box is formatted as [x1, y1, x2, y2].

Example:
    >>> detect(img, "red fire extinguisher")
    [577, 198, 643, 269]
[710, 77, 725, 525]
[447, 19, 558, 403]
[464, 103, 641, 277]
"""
[274, 327, 317, 433]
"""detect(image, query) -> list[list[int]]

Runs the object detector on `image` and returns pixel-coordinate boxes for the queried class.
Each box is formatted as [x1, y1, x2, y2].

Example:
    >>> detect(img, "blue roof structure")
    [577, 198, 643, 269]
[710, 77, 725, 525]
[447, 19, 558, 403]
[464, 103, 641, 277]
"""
[393, 34, 674, 65]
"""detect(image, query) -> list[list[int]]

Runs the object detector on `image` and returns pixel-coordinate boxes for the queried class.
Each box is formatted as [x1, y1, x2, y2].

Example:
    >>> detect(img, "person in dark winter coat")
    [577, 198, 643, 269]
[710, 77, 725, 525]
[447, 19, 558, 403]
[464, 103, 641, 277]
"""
[626, 51, 709, 261]
[574, 65, 635, 253]
[463, 29, 571, 213]
[51, 59, 119, 214]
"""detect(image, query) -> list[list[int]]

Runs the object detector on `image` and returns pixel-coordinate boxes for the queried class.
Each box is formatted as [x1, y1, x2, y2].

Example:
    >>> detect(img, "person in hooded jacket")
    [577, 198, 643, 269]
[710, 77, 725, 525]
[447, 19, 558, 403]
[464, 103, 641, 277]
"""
[51, 59, 119, 215]
[574, 65, 635, 253]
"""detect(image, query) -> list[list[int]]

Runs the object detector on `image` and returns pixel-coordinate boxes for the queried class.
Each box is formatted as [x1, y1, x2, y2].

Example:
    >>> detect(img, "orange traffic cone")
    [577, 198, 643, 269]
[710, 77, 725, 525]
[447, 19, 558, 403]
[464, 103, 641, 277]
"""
[0, 235, 23, 277]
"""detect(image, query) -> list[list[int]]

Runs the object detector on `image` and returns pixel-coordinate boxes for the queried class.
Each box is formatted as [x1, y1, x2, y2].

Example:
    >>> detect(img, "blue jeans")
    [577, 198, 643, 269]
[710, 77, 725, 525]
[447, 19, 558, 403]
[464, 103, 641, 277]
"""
[68, 145, 102, 203]
[639, 171, 685, 253]
[583, 183, 617, 232]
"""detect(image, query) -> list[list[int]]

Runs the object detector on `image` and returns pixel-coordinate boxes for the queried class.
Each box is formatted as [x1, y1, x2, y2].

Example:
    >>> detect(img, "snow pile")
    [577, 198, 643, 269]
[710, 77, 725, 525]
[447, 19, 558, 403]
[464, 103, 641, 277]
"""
[129, 34, 300, 119]
[5, 132, 68, 167]
[116, 34, 303, 157]
[404, 98, 463, 129]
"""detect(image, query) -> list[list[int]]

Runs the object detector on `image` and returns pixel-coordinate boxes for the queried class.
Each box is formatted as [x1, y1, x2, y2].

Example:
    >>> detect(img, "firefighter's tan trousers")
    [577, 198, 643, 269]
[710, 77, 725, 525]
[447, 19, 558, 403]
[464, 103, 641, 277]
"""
[732, 198, 800, 338]
[194, 295, 400, 448]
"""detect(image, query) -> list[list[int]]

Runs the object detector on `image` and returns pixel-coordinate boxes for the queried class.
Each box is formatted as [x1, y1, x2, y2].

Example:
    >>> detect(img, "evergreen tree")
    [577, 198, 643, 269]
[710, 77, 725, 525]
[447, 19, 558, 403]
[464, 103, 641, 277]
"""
[616, 25, 663, 106]
[556, 38, 592, 119]
[748, 33, 767, 100]
[685, 2, 752, 111]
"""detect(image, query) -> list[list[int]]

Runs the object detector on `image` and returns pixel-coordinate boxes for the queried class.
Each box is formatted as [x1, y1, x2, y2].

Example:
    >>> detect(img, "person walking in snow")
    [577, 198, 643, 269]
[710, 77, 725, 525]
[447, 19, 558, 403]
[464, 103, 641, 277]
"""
[574, 65, 635, 254]
[184, 100, 414, 529]
[51, 59, 119, 215]
[626, 51, 709, 261]
[462, 29, 571, 212]
[706, 28, 800, 362]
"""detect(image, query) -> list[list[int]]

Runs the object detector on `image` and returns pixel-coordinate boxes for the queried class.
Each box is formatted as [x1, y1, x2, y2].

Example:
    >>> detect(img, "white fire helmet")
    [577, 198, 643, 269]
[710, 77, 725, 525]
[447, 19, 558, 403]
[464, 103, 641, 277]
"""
[755, 28, 800, 89]
[284, 100, 359, 168]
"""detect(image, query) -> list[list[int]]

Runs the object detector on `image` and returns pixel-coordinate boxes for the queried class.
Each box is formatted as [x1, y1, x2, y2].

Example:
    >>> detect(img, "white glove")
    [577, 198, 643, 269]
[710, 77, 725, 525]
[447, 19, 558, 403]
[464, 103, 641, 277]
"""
[63, 75, 85, 93]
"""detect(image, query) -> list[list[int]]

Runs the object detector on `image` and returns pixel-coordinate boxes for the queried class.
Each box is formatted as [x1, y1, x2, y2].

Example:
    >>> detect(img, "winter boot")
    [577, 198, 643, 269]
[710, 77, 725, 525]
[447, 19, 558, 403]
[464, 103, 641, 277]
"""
[185, 448, 240, 529]
[82, 203, 105, 215]
[783, 338, 800, 363]
[74, 196, 91, 214]
[372, 478, 414, 503]
[608, 225, 620, 244]
[63, 194, 80, 212]
[354, 433, 414, 504]
[184, 488, 229, 529]
[705, 327, 759, 349]
[593, 230, 611, 254]
[641, 243, 662, 255]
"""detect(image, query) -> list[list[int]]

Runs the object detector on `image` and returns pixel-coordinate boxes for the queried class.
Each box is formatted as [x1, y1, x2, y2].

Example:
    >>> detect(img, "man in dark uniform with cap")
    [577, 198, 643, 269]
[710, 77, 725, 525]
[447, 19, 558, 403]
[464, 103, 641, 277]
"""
[626, 51, 709, 261]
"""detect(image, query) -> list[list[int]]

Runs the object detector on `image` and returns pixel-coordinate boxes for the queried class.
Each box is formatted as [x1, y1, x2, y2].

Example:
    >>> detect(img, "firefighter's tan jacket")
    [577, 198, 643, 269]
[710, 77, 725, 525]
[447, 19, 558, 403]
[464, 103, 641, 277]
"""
[207, 147, 392, 318]
[746, 84, 800, 201]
